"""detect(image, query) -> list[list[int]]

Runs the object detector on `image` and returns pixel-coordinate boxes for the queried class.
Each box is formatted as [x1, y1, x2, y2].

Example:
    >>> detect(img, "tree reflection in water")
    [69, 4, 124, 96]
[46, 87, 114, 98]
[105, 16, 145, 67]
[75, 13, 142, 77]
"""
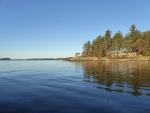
[79, 61, 150, 96]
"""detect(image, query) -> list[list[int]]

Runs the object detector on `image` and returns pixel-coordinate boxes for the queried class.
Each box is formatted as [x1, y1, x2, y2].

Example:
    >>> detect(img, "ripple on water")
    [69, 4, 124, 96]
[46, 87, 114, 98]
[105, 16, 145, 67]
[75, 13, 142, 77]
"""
[0, 61, 150, 113]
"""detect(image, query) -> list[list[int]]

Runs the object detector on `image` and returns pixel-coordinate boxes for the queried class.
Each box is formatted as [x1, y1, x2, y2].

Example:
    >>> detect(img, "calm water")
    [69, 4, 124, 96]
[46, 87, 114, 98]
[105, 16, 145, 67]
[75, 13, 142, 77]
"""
[0, 60, 150, 113]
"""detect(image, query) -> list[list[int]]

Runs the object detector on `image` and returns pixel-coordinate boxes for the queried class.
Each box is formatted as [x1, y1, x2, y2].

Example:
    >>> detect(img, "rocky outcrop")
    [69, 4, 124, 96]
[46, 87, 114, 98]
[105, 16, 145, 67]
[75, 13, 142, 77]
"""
[68, 57, 101, 61]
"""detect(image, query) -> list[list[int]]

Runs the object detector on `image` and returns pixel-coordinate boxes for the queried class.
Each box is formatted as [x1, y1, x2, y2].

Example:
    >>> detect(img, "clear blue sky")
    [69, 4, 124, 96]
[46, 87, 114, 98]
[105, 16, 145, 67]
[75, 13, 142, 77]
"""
[0, 0, 150, 59]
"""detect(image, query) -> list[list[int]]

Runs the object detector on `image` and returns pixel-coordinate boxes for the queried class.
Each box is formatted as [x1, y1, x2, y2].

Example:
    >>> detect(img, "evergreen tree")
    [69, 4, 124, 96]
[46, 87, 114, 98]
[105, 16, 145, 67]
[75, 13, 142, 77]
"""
[103, 30, 111, 57]
[112, 31, 123, 53]
[92, 36, 104, 57]
[82, 41, 92, 57]
[81, 24, 150, 57]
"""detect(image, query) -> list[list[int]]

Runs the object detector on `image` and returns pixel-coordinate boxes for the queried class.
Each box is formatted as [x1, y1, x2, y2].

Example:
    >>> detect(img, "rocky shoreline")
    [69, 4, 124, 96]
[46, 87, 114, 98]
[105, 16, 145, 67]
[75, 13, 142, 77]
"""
[68, 56, 150, 62]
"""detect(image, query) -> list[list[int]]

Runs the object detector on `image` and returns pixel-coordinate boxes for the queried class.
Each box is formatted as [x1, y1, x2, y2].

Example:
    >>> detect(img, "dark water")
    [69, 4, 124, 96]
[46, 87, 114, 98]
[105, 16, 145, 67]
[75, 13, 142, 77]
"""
[0, 60, 150, 113]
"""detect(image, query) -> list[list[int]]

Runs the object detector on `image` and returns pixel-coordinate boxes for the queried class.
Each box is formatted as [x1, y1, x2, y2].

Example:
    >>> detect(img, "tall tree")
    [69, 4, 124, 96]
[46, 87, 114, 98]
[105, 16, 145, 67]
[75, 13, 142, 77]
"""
[127, 25, 143, 52]
[129, 24, 137, 43]
[92, 36, 104, 57]
[81, 24, 150, 57]
[125, 38, 134, 53]
[124, 25, 142, 52]
[112, 31, 123, 53]
[82, 41, 92, 57]
[103, 30, 111, 57]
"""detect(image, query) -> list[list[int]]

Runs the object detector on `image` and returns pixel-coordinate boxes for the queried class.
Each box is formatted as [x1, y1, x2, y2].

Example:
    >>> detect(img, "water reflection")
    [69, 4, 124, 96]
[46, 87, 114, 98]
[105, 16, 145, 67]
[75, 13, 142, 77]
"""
[78, 61, 150, 96]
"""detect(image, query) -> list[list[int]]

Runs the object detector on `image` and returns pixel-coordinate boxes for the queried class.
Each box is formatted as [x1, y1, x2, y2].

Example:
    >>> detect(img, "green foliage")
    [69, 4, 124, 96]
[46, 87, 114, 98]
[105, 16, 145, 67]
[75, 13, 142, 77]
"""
[125, 25, 143, 52]
[125, 39, 134, 52]
[82, 24, 150, 57]
[143, 31, 150, 47]
[130, 24, 137, 42]
[104, 30, 111, 41]
[112, 31, 123, 53]
[92, 36, 104, 57]
[134, 39, 148, 55]
[143, 48, 150, 56]
[103, 30, 112, 57]
[82, 41, 92, 57]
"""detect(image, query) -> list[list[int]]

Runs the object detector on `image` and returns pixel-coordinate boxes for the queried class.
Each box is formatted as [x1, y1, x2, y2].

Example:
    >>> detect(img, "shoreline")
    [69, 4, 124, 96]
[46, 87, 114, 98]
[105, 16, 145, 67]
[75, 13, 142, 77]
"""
[68, 56, 150, 62]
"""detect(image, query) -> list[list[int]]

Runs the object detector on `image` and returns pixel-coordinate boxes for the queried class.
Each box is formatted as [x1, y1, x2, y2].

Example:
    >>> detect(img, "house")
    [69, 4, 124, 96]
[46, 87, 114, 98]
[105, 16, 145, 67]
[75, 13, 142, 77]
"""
[110, 53, 137, 58]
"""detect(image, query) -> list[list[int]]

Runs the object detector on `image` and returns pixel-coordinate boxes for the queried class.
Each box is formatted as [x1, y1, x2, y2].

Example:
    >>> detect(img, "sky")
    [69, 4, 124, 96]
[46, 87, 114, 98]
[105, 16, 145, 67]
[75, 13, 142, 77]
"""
[0, 0, 150, 59]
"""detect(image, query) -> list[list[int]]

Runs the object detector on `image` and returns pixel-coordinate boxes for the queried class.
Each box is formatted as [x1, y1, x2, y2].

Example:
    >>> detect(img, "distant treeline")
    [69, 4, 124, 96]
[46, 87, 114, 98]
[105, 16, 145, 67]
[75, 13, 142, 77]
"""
[82, 25, 150, 57]
[0, 58, 11, 60]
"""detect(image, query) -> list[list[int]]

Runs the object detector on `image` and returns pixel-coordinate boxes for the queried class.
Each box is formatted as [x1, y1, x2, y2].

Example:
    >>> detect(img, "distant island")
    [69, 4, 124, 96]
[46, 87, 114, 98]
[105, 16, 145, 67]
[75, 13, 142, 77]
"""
[25, 58, 71, 60]
[70, 24, 150, 61]
[0, 58, 71, 61]
[0, 58, 11, 60]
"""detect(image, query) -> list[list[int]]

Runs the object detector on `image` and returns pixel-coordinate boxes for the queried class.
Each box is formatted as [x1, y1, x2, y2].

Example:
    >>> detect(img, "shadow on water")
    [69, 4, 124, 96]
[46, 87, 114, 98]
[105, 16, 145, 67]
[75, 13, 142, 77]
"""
[74, 61, 150, 96]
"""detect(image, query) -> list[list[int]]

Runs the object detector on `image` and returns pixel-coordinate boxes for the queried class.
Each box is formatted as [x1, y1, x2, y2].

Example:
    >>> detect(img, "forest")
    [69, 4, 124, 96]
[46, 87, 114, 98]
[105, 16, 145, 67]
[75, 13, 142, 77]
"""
[82, 25, 150, 58]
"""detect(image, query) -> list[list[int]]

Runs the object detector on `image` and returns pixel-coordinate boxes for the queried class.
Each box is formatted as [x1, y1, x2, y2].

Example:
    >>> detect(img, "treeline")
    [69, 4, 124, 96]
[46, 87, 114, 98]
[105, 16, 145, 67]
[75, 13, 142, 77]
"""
[82, 25, 150, 57]
[0, 58, 11, 60]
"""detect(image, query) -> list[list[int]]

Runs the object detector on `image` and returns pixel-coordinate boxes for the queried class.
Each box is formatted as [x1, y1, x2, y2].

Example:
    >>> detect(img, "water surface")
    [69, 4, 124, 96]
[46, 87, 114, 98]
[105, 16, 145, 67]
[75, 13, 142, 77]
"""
[0, 60, 150, 113]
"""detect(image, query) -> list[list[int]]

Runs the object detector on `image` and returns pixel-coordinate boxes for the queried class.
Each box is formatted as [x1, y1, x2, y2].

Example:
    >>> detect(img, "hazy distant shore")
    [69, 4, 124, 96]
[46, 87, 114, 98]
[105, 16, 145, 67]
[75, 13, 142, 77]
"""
[0, 58, 11, 60]
[0, 58, 71, 61]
